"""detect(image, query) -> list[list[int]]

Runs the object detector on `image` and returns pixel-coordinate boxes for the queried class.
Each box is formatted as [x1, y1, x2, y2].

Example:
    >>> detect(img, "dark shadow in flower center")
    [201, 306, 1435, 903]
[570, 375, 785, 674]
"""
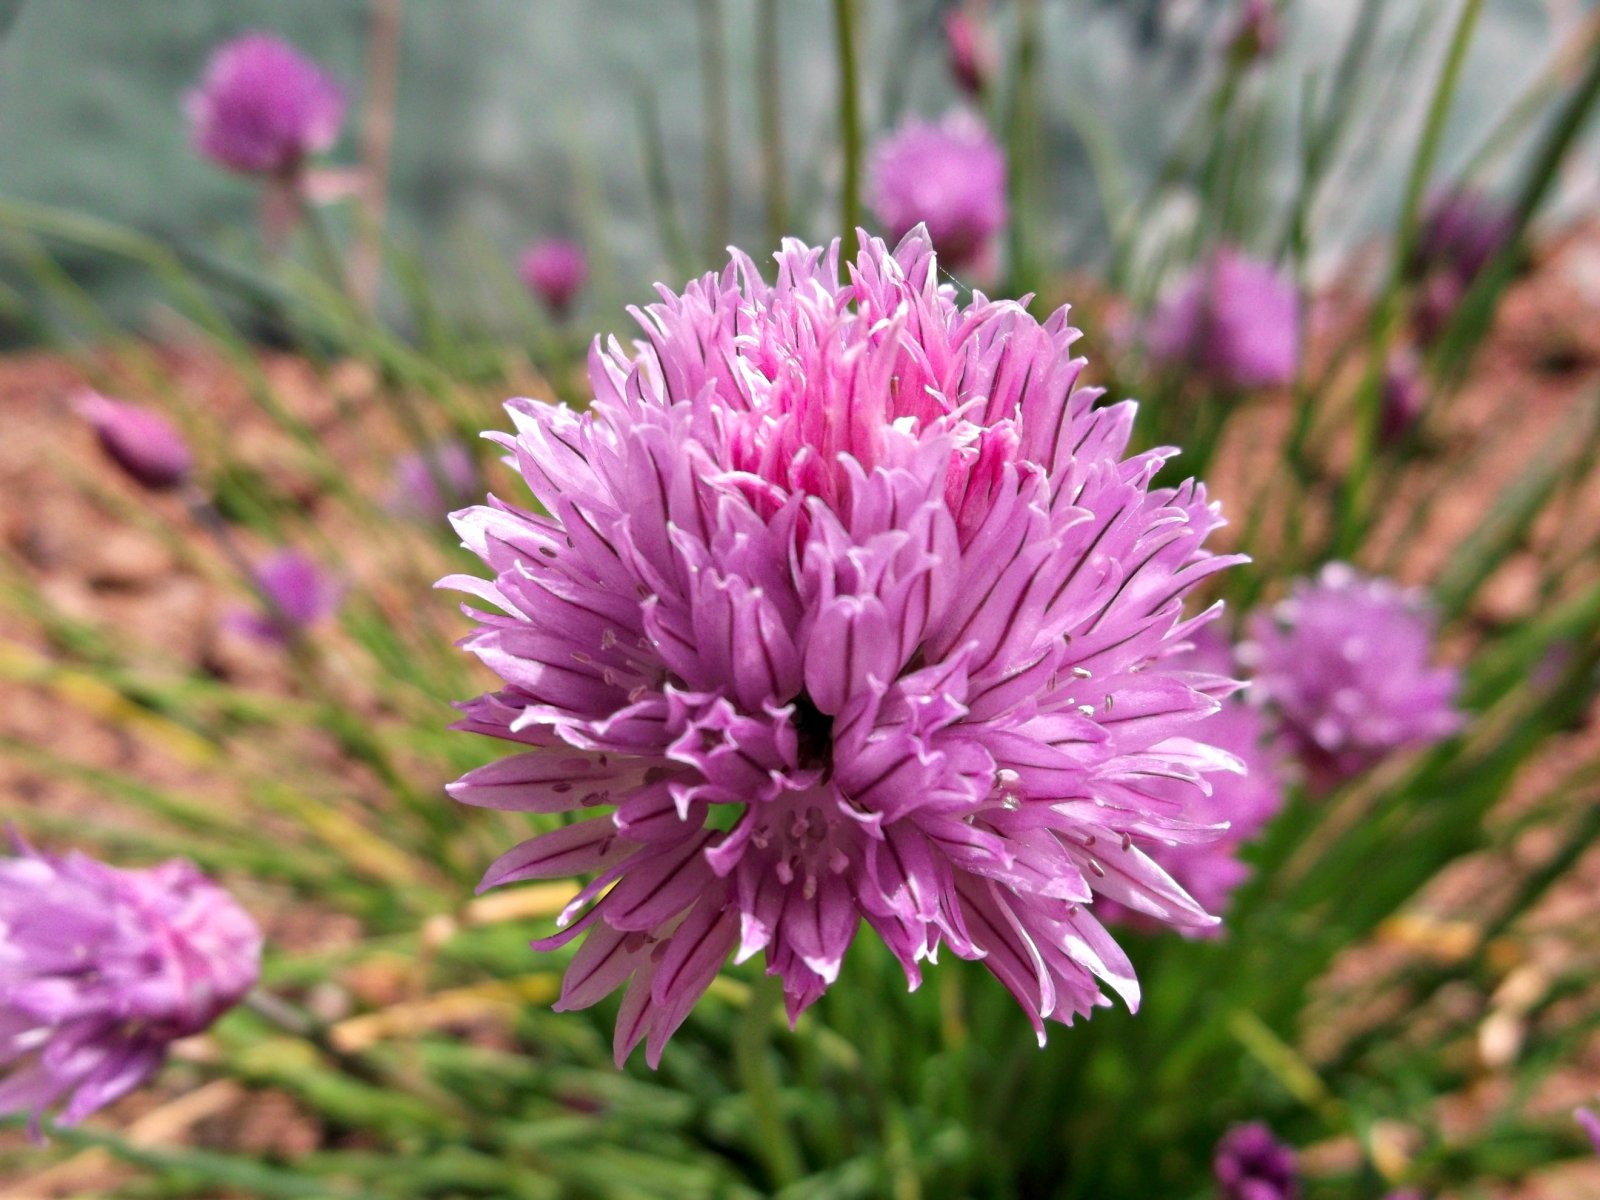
[790, 691, 834, 771]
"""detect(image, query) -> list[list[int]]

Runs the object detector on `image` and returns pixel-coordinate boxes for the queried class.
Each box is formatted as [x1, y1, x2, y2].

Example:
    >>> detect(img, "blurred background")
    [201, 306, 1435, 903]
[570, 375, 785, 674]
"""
[1, 1, 1592, 333]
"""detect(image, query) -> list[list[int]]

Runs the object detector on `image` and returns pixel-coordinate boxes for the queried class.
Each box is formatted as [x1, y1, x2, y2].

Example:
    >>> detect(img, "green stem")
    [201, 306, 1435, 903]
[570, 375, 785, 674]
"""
[832, 0, 862, 241]
[635, 87, 694, 277]
[737, 974, 804, 1188]
[1335, 0, 1484, 556]
[697, 0, 732, 260]
[292, 179, 355, 303]
[757, 0, 789, 245]
[1006, 0, 1042, 298]
[1432, 26, 1600, 385]
[245, 990, 391, 1090]
[187, 489, 444, 837]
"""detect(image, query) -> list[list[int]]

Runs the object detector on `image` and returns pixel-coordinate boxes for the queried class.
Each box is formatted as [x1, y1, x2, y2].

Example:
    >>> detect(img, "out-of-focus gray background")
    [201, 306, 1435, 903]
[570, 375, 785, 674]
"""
[0, 0, 1584, 334]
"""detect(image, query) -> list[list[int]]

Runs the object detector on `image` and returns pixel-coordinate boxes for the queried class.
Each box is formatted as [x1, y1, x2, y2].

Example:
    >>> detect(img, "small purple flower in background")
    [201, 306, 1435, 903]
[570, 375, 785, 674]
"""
[387, 441, 479, 522]
[444, 229, 1249, 1066]
[1381, 349, 1427, 443]
[1416, 188, 1514, 288]
[1411, 271, 1464, 346]
[1147, 248, 1300, 390]
[1577, 1106, 1600, 1154]
[76, 392, 194, 493]
[0, 838, 260, 1137]
[1244, 564, 1463, 789]
[1215, 1122, 1299, 1200]
[867, 112, 1007, 272]
[186, 32, 346, 178]
[519, 239, 589, 318]
[944, 7, 996, 98]
[1099, 629, 1286, 935]
[1410, 188, 1514, 343]
[1226, 0, 1282, 62]
[230, 549, 343, 644]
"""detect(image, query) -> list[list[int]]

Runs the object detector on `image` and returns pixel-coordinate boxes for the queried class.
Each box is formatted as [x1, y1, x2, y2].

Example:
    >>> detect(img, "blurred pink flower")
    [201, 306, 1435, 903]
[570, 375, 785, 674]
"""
[444, 229, 1248, 1065]
[1147, 248, 1300, 389]
[519, 239, 588, 317]
[867, 111, 1007, 272]
[1215, 1122, 1299, 1200]
[187, 33, 346, 177]
[76, 392, 194, 492]
[1244, 563, 1463, 788]
[387, 441, 479, 522]
[230, 549, 343, 644]
[0, 838, 260, 1138]
[1099, 628, 1286, 935]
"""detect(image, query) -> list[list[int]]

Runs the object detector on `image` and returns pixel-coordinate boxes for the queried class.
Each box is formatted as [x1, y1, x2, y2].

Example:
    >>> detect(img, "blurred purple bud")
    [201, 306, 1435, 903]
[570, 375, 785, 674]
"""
[1381, 350, 1427, 443]
[186, 33, 346, 177]
[1416, 188, 1515, 287]
[518, 239, 588, 317]
[1411, 271, 1465, 346]
[76, 392, 194, 492]
[1577, 1106, 1600, 1155]
[1228, 0, 1282, 61]
[231, 550, 343, 644]
[1215, 1122, 1299, 1200]
[944, 8, 995, 97]
[387, 441, 479, 522]
[1147, 248, 1301, 389]
[0, 840, 260, 1138]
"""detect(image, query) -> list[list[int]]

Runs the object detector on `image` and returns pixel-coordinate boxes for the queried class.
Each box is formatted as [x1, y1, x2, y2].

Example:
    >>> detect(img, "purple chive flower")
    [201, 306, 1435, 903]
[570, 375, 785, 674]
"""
[1381, 349, 1427, 443]
[1577, 1106, 1600, 1155]
[0, 839, 260, 1137]
[1409, 189, 1514, 343]
[230, 549, 343, 644]
[944, 8, 996, 98]
[1215, 1122, 1299, 1200]
[1146, 248, 1300, 389]
[867, 112, 1008, 272]
[1244, 564, 1463, 788]
[76, 392, 194, 493]
[519, 240, 589, 318]
[1415, 188, 1514, 287]
[443, 229, 1248, 1066]
[1098, 629, 1285, 934]
[1411, 271, 1464, 346]
[186, 33, 346, 177]
[387, 442, 480, 522]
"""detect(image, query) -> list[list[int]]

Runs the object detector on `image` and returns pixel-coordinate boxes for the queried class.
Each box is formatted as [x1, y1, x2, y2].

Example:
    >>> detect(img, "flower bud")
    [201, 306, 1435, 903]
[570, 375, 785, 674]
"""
[77, 392, 194, 492]
[518, 239, 588, 318]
